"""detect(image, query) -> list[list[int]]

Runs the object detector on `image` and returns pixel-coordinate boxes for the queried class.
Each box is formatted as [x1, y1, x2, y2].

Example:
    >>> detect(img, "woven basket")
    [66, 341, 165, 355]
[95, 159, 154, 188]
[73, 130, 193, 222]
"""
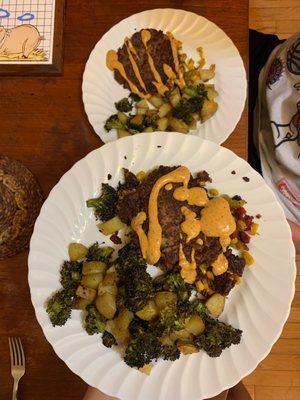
[0, 156, 43, 260]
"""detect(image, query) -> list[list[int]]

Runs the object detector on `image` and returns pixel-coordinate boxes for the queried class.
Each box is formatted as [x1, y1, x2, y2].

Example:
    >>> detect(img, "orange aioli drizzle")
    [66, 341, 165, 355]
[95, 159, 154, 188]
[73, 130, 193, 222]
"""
[179, 245, 197, 284]
[163, 63, 177, 80]
[124, 38, 147, 92]
[173, 186, 208, 207]
[212, 253, 229, 276]
[141, 30, 169, 96]
[106, 50, 150, 99]
[180, 206, 201, 243]
[132, 166, 190, 265]
[166, 32, 185, 88]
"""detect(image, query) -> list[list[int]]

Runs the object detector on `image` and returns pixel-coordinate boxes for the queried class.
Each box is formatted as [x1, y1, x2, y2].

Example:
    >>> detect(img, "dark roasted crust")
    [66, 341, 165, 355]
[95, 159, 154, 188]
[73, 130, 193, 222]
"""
[212, 272, 236, 296]
[226, 249, 246, 277]
[114, 29, 176, 94]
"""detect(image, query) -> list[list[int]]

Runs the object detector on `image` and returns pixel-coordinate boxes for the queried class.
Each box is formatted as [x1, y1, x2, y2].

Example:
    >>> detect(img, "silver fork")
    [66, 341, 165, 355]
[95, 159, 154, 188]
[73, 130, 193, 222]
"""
[8, 337, 25, 400]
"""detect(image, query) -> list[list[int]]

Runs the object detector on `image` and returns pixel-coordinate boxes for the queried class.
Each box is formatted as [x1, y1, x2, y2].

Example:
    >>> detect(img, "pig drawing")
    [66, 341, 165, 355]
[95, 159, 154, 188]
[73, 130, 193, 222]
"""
[0, 24, 43, 58]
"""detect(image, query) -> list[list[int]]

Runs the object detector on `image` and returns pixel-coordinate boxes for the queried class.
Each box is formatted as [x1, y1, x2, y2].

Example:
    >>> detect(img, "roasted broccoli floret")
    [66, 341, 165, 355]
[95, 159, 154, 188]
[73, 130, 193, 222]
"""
[86, 242, 114, 262]
[86, 183, 117, 222]
[160, 344, 180, 361]
[115, 97, 133, 112]
[156, 306, 185, 335]
[116, 243, 153, 312]
[183, 84, 207, 98]
[144, 114, 158, 129]
[85, 305, 106, 335]
[129, 93, 141, 102]
[154, 273, 191, 305]
[124, 332, 161, 368]
[129, 317, 150, 337]
[46, 289, 73, 326]
[60, 261, 82, 291]
[172, 95, 205, 124]
[104, 114, 126, 132]
[102, 331, 117, 348]
[194, 315, 242, 357]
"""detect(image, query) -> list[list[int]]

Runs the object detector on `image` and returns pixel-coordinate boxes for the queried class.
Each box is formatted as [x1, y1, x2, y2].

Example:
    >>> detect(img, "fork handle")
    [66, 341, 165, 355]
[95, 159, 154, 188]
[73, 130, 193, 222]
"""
[12, 379, 19, 400]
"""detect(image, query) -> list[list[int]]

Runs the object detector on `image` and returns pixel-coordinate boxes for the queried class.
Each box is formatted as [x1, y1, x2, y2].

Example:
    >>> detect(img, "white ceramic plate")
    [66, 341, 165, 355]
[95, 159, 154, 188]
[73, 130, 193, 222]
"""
[28, 133, 295, 400]
[82, 8, 247, 144]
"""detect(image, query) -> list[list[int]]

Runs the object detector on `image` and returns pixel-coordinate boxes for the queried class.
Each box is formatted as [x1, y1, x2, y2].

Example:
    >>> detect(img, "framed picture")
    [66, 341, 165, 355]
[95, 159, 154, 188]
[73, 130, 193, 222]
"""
[0, 0, 65, 75]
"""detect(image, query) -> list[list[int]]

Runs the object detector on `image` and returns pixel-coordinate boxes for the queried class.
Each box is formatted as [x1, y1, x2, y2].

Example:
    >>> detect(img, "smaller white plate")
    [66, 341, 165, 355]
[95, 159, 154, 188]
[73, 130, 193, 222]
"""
[82, 8, 247, 144]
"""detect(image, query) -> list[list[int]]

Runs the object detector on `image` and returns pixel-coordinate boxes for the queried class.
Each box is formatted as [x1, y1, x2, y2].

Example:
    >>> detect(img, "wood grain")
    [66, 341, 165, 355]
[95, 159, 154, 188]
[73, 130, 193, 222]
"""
[0, 1, 247, 399]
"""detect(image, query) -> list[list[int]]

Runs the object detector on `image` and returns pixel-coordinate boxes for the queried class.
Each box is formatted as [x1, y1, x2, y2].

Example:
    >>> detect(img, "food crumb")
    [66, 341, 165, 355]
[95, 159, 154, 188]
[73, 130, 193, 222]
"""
[256, 214, 262, 219]
[107, 173, 112, 180]
[231, 170, 236, 175]
[157, 145, 162, 148]
[242, 176, 250, 182]
[124, 155, 127, 159]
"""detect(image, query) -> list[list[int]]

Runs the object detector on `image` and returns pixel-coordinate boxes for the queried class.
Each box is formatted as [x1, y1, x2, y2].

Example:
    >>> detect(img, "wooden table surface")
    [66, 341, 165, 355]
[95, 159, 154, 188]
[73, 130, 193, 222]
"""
[0, 1, 248, 399]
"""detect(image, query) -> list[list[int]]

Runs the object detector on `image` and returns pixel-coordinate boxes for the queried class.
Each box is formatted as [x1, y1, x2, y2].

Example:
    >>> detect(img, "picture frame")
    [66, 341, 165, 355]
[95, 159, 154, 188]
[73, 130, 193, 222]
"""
[0, 0, 65, 76]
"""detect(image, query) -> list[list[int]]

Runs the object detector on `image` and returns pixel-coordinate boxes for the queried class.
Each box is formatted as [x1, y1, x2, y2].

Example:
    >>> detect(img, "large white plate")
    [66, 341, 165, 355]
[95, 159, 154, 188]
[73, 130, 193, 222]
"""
[82, 8, 247, 144]
[28, 133, 295, 400]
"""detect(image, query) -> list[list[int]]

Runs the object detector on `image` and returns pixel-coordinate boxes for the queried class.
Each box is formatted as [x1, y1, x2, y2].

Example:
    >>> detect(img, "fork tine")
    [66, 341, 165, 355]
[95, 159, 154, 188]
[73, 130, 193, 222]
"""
[8, 338, 15, 366]
[17, 338, 25, 365]
[9, 338, 18, 365]
[13, 338, 21, 366]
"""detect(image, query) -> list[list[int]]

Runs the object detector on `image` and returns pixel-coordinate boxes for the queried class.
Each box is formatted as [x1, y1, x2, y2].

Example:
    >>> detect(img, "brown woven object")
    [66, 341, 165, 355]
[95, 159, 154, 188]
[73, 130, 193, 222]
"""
[0, 156, 43, 260]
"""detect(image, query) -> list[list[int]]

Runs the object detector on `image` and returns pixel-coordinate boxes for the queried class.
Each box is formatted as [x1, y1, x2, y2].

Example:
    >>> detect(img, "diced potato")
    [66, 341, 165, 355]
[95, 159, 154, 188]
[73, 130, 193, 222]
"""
[185, 315, 205, 335]
[83, 261, 107, 275]
[136, 300, 158, 321]
[98, 268, 118, 296]
[136, 99, 149, 115]
[144, 126, 154, 133]
[76, 285, 97, 301]
[154, 292, 177, 311]
[146, 109, 158, 117]
[98, 216, 126, 236]
[188, 119, 197, 130]
[117, 129, 131, 138]
[169, 92, 181, 107]
[157, 117, 169, 131]
[81, 273, 103, 290]
[139, 364, 153, 375]
[116, 308, 134, 331]
[177, 340, 198, 355]
[250, 222, 259, 235]
[170, 329, 192, 341]
[148, 95, 164, 108]
[158, 103, 172, 118]
[206, 85, 218, 101]
[191, 112, 200, 121]
[199, 65, 215, 81]
[169, 118, 189, 133]
[200, 99, 218, 123]
[205, 293, 225, 317]
[68, 243, 88, 261]
[95, 292, 116, 319]
[117, 111, 128, 125]
[72, 297, 93, 310]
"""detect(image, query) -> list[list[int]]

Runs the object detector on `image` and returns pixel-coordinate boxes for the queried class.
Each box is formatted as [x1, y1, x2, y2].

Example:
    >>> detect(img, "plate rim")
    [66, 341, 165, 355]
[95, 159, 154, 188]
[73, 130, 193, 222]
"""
[28, 132, 296, 400]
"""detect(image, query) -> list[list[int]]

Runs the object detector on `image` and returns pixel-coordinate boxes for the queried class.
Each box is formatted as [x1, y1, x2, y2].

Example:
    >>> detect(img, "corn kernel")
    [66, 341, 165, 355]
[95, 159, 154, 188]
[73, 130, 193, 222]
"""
[209, 188, 219, 197]
[206, 271, 214, 280]
[139, 364, 153, 375]
[236, 239, 245, 251]
[198, 180, 206, 187]
[136, 171, 146, 181]
[250, 222, 259, 235]
[243, 251, 255, 266]
[237, 220, 247, 231]
[230, 238, 238, 245]
[196, 280, 205, 291]
[202, 279, 209, 290]
[235, 276, 242, 284]
[199, 263, 207, 274]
